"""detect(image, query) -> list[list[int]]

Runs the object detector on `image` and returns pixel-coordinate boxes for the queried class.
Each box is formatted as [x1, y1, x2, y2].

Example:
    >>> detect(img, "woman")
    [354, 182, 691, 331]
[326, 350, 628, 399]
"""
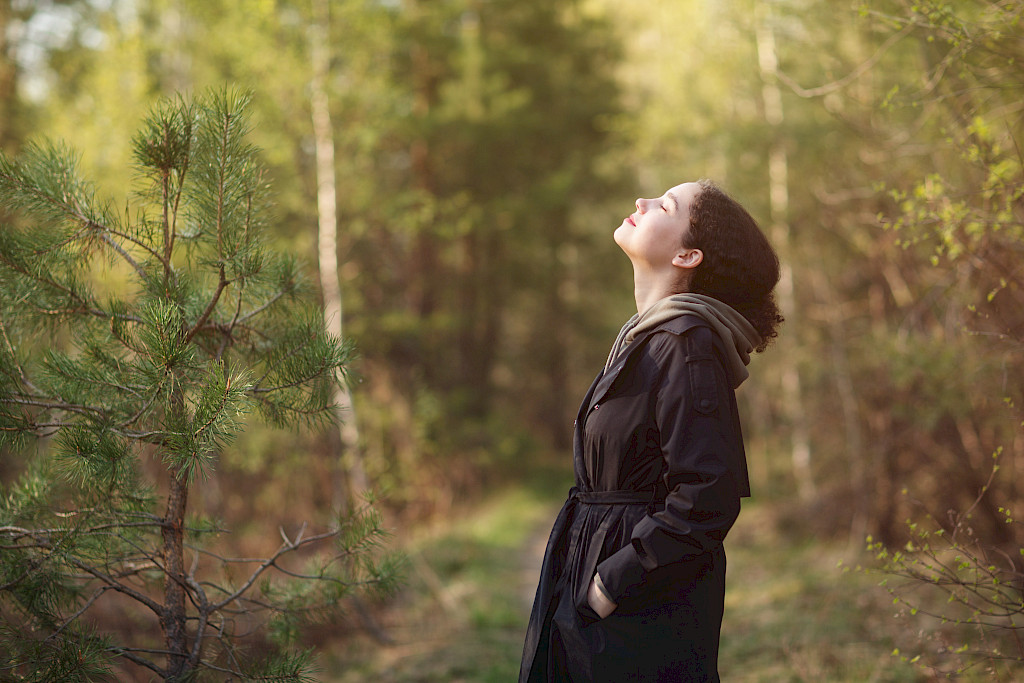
[519, 180, 782, 682]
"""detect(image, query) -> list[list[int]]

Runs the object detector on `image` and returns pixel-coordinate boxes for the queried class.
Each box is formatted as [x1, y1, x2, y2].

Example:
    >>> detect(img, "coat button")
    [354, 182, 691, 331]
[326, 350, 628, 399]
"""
[699, 399, 713, 411]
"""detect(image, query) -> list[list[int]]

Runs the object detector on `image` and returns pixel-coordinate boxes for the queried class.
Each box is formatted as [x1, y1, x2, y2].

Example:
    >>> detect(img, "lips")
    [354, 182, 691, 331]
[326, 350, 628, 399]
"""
[627, 214, 637, 226]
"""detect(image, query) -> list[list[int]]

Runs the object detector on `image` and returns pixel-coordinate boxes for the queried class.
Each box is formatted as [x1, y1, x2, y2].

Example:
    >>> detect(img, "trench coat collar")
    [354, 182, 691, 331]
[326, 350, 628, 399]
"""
[571, 315, 711, 493]
[582, 314, 710, 418]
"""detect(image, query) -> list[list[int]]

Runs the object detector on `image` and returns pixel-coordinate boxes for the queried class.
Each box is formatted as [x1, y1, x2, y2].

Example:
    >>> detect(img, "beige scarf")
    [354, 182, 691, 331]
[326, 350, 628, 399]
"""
[603, 293, 761, 388]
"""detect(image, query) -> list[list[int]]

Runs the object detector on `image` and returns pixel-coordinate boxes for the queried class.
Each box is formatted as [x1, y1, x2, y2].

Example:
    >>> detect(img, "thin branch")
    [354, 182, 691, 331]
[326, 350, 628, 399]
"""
[0, 254, 96, 314]
[185, 573, 210, 668]
[190, 373, 233, 444]
[235, 290, 286, 325]
[183, 266, 230, 344]
[0, 313, 39, 394]
[210, 529, 338, 611]
[249, 335, 317, 391]
[67, 556, 165, 618]
[46, 587, 112, 642]
[118, 389, 162, 430]
[78, 205, 147, 279]
[0, 395, 107, 418]
[0, 564, 37, 590]
[162, 169, 172, 283]
[776, 22, 915, 98]
[45, 359, 147, 398]
[106, 645, 167, 678]
[0, 164, 166, 268]
[169, 145, 189, 262]
[215, 282, 247, 362]
[0, 527, 167, 617]
[195, 658, 246, 677]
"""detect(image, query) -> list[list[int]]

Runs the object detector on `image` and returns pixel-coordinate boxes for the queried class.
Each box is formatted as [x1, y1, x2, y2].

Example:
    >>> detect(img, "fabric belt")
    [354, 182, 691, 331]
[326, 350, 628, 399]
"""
[573, 489, 652, 505]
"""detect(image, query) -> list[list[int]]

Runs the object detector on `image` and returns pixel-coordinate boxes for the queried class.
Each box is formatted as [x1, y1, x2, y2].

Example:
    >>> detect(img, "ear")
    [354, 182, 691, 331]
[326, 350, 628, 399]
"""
[672, 248, 703, 270]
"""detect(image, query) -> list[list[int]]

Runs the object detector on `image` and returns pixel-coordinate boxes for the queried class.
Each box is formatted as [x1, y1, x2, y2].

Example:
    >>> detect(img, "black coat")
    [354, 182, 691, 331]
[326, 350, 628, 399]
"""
[519, 315, 751, 683]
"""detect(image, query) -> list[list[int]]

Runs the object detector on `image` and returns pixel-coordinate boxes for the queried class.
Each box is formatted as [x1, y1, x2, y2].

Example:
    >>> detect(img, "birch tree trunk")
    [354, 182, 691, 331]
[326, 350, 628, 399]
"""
[310, 0, 367, 507]
[755, 2, 816, 500]
[0, 0, 18, 150]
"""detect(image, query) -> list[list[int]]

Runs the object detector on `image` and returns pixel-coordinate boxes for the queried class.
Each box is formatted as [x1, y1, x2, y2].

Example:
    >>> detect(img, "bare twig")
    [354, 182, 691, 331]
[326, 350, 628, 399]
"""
[776, 22, 915, 98]
[210, 528, 339, 611]
[46, 587, 112, 641]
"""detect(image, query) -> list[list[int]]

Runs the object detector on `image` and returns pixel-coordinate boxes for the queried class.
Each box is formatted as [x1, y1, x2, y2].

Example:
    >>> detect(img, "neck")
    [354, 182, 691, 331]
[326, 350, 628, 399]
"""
[632, 268, 681, 314]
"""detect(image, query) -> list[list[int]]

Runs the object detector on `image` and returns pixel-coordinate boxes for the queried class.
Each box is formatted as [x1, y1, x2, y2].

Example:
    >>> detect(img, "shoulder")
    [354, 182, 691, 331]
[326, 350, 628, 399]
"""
[645, 315, 715, 362]
[657, 313, 712, 338]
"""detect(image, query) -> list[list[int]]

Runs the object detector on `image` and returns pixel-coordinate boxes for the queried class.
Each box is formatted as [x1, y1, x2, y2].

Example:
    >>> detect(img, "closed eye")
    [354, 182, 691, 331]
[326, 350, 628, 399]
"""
[663, 192, 679, 213]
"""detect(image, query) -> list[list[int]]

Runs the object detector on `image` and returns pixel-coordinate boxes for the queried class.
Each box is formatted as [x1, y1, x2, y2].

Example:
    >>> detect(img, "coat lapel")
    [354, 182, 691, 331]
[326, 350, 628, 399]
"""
[586, 330, 655, 411]
[584, 315, 708, 414]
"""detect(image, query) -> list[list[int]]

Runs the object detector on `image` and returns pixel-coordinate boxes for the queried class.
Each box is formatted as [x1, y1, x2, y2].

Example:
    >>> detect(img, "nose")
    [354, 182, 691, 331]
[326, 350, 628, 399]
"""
[635, 197, 651, 213]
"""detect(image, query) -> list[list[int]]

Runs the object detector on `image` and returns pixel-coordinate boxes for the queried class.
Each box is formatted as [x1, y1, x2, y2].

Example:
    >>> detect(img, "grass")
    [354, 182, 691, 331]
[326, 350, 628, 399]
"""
[318, 480, 1012, 682]
[322, 481, 564, 682]
[718, 505, 923, 682]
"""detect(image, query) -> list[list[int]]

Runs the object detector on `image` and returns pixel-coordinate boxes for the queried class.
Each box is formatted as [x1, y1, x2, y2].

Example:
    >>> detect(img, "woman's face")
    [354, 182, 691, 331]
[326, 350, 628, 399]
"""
[614, 181, 702, 269]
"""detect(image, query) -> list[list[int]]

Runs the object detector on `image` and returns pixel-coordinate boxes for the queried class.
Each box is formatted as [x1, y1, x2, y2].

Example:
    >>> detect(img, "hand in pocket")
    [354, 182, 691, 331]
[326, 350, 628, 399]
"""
[587, 573, 618, 619]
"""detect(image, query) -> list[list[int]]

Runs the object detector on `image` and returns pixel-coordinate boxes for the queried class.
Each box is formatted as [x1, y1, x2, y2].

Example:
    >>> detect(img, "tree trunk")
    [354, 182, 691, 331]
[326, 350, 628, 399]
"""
[0, 0, 18, 151]
[162, 467, 190, 679]
[311, 0, 367, 509]
[756, 2, 815, 500]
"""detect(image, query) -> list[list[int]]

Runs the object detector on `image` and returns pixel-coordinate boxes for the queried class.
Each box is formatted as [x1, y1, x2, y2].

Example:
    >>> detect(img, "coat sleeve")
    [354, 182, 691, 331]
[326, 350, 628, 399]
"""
[595, 326, 743, 603]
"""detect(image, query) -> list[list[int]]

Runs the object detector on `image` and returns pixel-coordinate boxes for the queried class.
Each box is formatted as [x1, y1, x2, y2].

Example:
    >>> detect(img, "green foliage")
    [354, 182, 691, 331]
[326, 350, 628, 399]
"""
[846, 4, 1024, 674]
[0, 89, 399, 680]
[875, 0, 1024, 341]
[868, 459, 1024, 679]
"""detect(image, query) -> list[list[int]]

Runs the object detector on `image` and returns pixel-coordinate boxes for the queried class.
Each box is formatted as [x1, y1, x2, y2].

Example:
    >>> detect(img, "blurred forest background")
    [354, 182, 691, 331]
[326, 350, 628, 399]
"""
[1, 0, 1022, 680]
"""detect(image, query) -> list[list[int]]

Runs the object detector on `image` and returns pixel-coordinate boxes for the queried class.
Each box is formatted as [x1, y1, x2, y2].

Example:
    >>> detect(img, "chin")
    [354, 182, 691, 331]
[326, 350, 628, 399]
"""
[613, 226, 627, 249]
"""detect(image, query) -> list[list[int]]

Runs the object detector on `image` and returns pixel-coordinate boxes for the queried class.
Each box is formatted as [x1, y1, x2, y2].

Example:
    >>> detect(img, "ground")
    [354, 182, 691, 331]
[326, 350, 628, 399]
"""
[319, 481, 1001, 682]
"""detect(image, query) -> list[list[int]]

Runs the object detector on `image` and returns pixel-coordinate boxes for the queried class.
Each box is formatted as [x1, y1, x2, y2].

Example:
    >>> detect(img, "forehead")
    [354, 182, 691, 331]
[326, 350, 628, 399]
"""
[665, 182, 701, 206]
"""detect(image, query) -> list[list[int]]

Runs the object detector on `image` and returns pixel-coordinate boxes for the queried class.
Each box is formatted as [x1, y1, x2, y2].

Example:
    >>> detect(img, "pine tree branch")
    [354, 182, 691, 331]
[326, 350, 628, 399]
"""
[209, 527, 339, 611]
[118, 390, 161, 429]
[214, 284, 248, 361]
[249, 337, 336, 396]
[105, 646, 166, 677]
[111, 428, 168, 445]
[45, 586, 112, 642]
[0, 524, 55, 539]
[162, 172, 173, 284]
[0, 395, 107, 419]
[190, 375, 233, 445]
[67, 195, 150, 280]
[168, 156, 189, 266]
[1, 160, 166, 272]
[183, 265, 230, 344]
[0, 253, 94, 312]
[97, 230, 147, 280]
[194, 658, 250, 679]
[215, 110, 229, 262]
[0, 525, 166, 617]
[91, 220, 165, 272]
[0, 563, 37, 590]
[235, 290, 287, 325]
[0, 254, 145, 327]
[45, 360, 147, 398]
[185, 573, 210, 669]
[0, 314, 40, 394]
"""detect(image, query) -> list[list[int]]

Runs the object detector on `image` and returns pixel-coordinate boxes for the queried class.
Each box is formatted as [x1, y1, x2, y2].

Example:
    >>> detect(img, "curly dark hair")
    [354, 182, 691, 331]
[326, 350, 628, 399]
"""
[683, 180, 784, 351]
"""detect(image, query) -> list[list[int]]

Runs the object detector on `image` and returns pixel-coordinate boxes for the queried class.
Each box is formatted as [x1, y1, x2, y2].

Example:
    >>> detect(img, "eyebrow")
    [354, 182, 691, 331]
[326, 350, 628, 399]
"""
[664, 192, 679, 211]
